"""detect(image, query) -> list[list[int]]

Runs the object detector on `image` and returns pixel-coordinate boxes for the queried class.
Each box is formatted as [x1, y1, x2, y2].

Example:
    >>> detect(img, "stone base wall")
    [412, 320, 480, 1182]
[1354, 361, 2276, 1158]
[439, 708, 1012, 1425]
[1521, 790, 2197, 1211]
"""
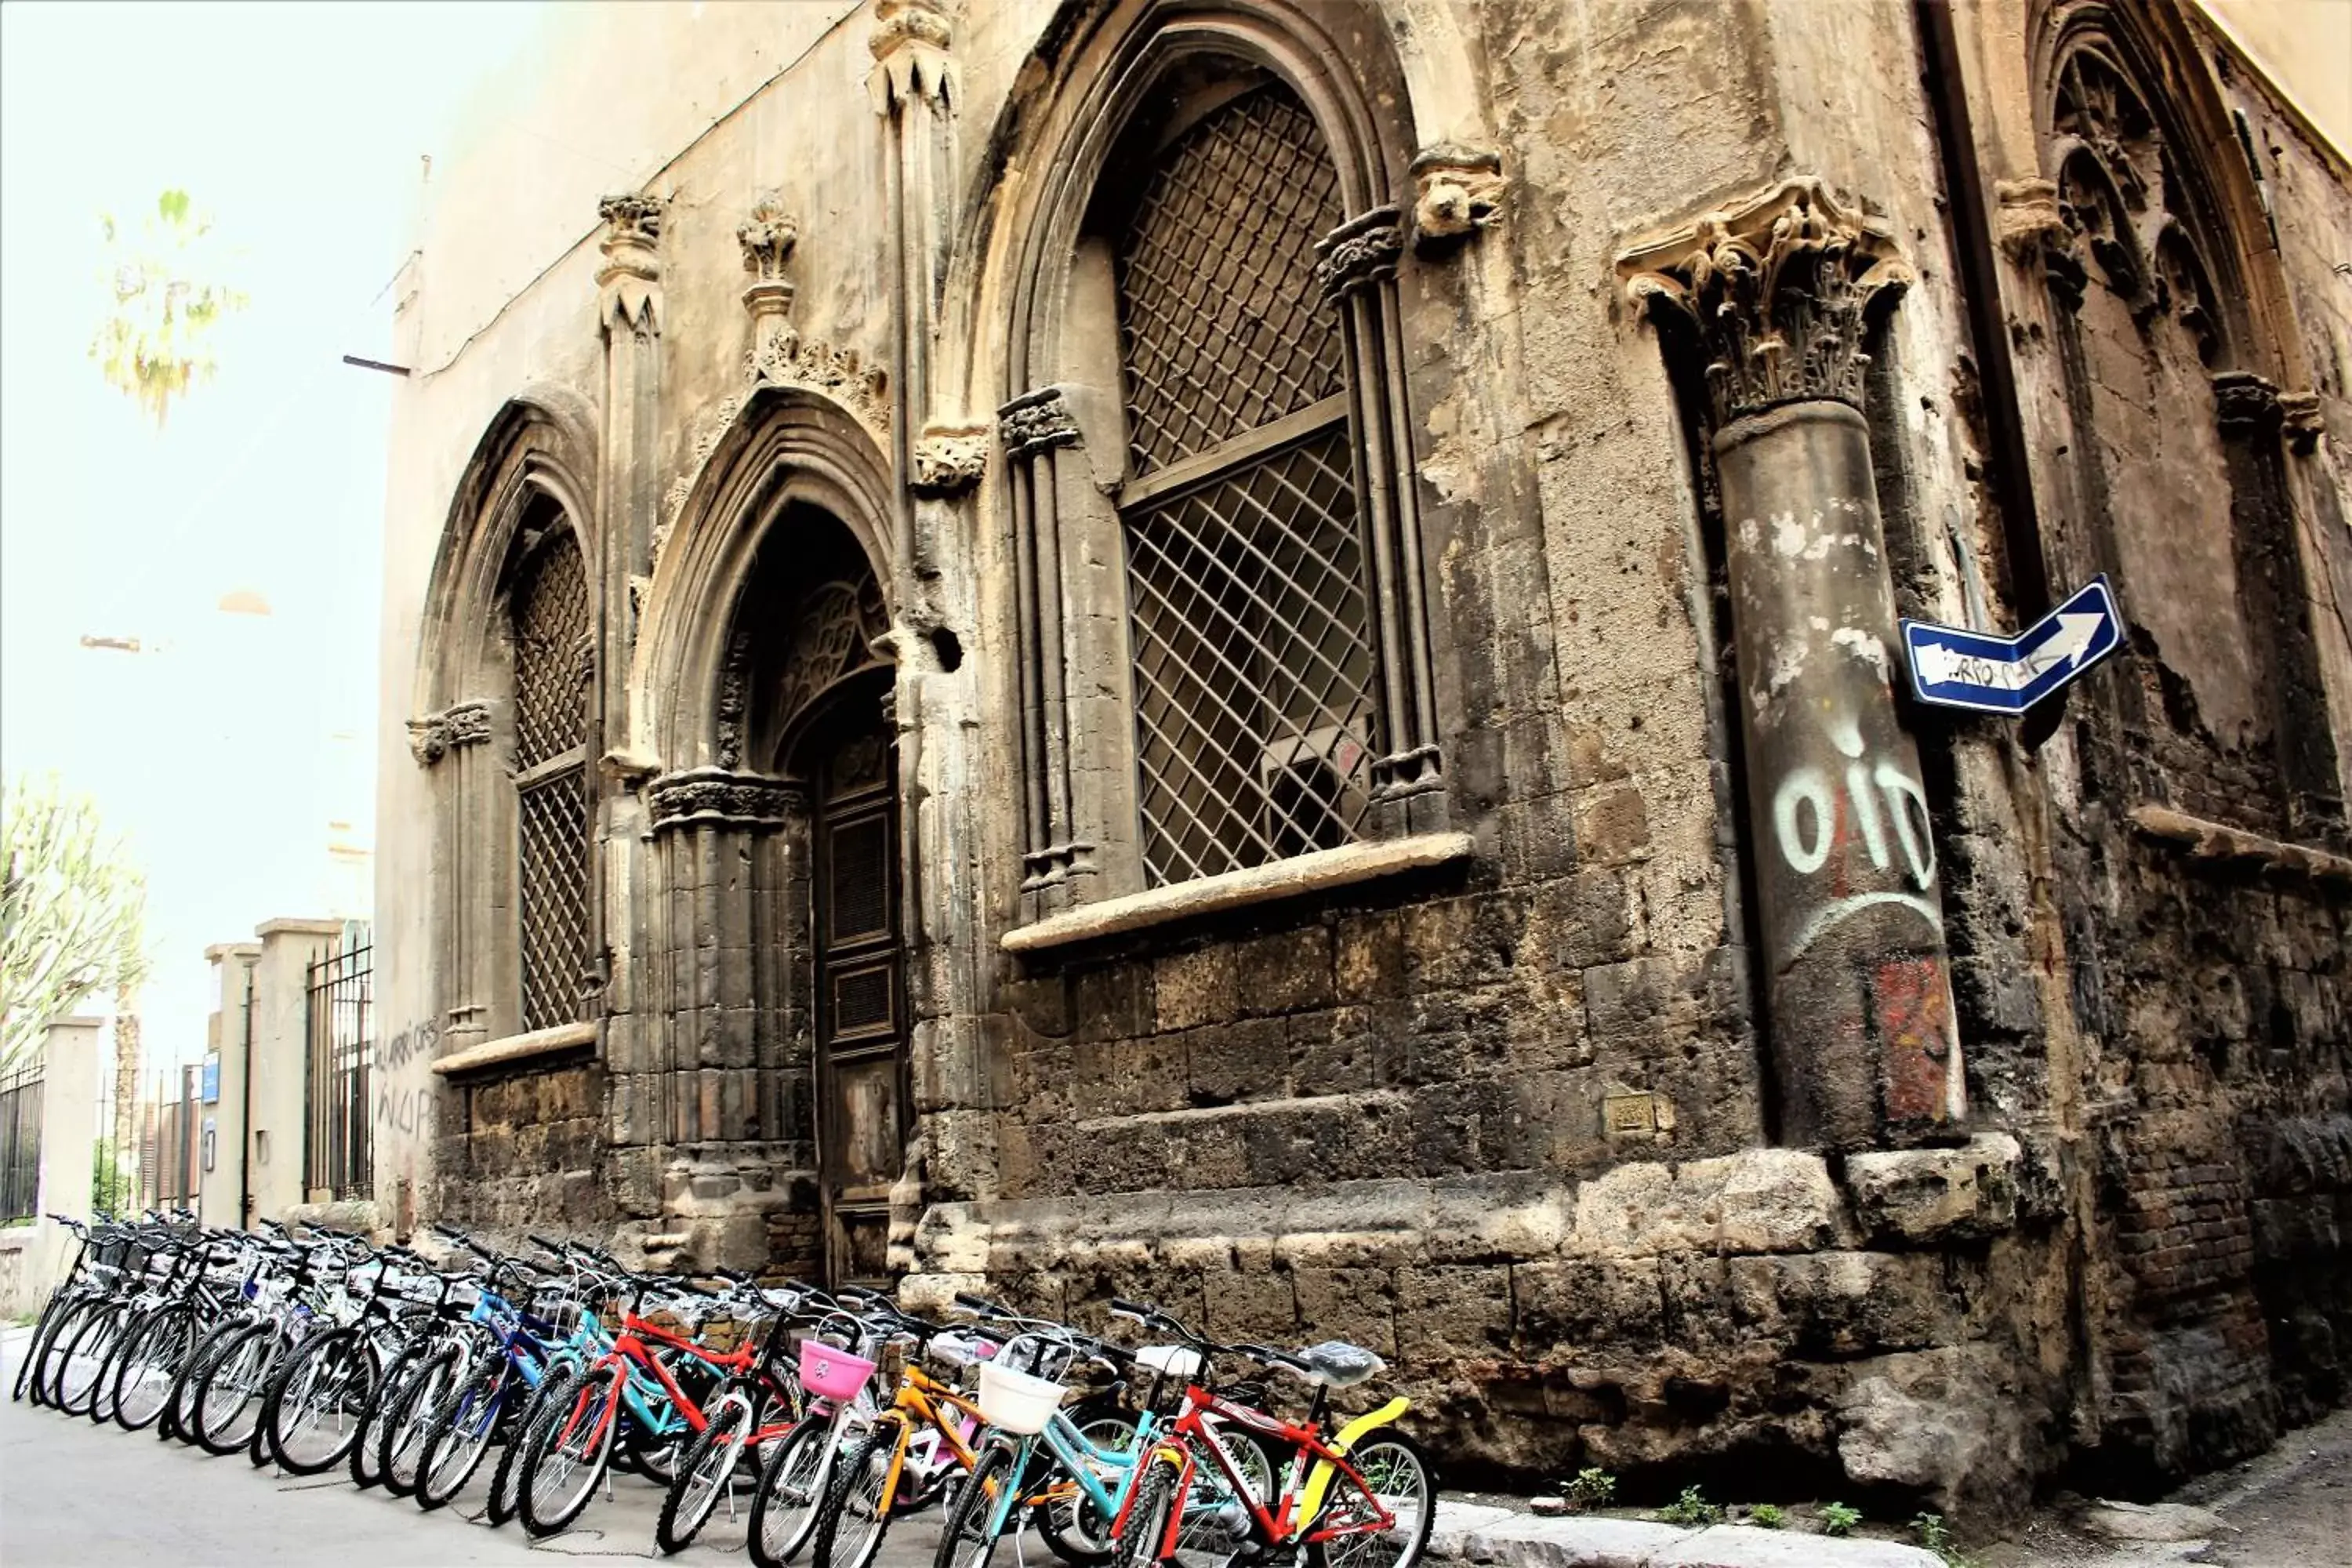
[431, 1058, 610, 1232]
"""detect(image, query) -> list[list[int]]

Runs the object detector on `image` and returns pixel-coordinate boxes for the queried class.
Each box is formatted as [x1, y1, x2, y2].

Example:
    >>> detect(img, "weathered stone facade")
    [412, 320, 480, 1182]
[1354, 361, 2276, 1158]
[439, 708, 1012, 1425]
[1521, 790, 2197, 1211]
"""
[372, 0, 2352, 1518]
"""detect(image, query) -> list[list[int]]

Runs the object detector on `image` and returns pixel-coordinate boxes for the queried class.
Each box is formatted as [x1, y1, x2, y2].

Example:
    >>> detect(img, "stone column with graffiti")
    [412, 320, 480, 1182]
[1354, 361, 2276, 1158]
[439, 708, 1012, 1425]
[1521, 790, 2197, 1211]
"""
[1622, 180, 1962, 1149]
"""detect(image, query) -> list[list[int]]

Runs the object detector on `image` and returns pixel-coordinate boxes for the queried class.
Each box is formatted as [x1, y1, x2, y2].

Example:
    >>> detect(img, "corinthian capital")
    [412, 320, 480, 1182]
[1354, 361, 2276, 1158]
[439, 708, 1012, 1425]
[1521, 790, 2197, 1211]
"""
[1618, 177, 1915, 427]
[597, 193, 664, 339]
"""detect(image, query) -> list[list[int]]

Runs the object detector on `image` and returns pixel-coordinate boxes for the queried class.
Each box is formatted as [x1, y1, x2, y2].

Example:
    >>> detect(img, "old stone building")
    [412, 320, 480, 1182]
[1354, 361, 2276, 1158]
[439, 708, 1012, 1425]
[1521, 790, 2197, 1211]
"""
[373, 0, 2352, 1514]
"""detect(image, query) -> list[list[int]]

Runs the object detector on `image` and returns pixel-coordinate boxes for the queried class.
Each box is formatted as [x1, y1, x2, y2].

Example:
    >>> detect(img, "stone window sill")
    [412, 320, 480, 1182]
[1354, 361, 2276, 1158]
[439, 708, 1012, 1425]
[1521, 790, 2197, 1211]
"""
[1001, 831, 1475, 956]
[430, 1019, 598, 1077]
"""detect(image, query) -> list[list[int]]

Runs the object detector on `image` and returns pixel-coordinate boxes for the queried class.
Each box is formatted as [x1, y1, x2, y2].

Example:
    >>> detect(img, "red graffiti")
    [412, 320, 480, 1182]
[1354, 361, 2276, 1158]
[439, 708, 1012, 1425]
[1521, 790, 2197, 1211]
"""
[1874, 956, 1957, 1123]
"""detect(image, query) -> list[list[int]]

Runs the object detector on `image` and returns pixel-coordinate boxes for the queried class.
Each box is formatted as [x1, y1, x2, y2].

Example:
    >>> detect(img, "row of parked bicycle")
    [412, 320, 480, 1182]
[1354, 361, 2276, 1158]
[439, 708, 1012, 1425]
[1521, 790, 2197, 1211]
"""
[10, 1210, 1435, 1568]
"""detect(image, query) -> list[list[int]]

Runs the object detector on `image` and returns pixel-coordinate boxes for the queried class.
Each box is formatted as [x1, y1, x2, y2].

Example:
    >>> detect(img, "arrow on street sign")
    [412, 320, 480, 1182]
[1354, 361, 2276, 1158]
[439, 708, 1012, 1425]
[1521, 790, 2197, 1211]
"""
[1900, 575, 2124, 716]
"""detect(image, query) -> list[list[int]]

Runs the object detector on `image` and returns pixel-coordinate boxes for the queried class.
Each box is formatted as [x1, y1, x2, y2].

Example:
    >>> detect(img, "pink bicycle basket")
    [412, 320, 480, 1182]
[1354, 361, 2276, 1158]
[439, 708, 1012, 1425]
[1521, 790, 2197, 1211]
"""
[797, 1339, 877, 1403]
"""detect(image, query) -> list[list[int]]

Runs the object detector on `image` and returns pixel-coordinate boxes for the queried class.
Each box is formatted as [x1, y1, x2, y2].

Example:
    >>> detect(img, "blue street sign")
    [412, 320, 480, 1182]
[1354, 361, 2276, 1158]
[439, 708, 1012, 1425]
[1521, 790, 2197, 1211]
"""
[201, 1060, 220, 1105]
[1900, 575, 2123, 716]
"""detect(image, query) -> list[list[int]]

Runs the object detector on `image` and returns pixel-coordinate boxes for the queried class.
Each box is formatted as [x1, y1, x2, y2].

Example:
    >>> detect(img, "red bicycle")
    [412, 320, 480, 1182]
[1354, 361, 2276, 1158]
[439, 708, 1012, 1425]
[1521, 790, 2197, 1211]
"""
[1107, 1304, 1433, 1568]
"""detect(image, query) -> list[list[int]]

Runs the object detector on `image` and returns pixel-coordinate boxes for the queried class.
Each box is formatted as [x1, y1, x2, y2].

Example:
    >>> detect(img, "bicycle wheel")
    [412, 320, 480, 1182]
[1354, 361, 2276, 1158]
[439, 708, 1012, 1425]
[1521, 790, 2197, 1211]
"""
[263, 1327, 378, 1474]
[12, 1288, 75, 1403]
[85, 1305, 149, 1425]
[1109, 1451, 1184, 1568]
[1302, 1432, 1434, 1568]
[29, 1293, 102, 1409]
[1042, 1403, 1141, 1565]
[161, 1316, 248, 1443]
[521, 1364, 623, 1538]
[379, 1342, 466, 1497]
[54, 1302, 128, 1417]
[812, 1425, 901, 1568]
[191, 1321, 281, 1454]
[934, 1441, 1018, 1568]
[416, 1353, 513, 1512]
[486, 1364, 579, 1528]
[1176, 1429, 1274, 1563]
[349, 1334, 428, 1487]
[658, 1390, 753, 1554]
[750, 1417, 840, 1568]
[112, 1302, 197, 1432]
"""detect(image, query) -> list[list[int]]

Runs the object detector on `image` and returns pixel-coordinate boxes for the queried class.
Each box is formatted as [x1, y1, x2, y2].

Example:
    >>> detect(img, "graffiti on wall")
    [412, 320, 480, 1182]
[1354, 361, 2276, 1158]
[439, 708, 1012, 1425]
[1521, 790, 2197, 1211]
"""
[374, 1018, 440, 1138]
[1769, 708, 1944, 964]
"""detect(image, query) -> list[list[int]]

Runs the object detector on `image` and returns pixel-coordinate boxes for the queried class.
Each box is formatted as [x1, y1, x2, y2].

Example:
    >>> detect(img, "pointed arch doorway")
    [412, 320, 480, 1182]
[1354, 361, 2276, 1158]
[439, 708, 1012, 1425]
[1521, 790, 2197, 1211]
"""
[737, 504, 909, 1288]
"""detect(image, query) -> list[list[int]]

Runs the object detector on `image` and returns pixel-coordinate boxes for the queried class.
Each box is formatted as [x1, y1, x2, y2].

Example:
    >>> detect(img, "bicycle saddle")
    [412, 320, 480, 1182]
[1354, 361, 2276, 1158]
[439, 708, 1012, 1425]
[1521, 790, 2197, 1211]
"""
[1294, 1341, 1385, 1388]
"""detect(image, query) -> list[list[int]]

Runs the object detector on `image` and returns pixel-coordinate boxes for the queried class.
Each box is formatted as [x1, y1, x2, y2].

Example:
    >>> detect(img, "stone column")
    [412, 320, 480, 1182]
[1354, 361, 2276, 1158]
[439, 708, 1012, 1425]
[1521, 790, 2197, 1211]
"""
[1623, 179, 1963, 1149]
[408, 701, 494, 1048]
[27, 1017, 102, 1297]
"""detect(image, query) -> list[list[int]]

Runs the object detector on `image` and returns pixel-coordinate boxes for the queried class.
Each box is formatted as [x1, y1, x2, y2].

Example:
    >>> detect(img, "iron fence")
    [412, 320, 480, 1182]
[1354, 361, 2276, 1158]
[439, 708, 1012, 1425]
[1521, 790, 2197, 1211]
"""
[137, 1065, 201, 1211]
[306, 928, 373, 1200]
[0, 1059, 42, 1223]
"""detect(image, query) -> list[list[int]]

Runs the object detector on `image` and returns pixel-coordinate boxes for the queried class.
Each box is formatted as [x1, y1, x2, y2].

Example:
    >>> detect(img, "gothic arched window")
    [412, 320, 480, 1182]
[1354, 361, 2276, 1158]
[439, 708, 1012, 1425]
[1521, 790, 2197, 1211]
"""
[507, 524, 592, 1030]
[1112, 84, 1377, 886]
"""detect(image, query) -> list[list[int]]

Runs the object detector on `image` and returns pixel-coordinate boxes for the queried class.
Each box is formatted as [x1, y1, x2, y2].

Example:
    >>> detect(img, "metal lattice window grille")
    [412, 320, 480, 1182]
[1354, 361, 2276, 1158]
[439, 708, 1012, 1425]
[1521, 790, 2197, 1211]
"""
[1114, 84, 1379, 887]
[510, 531, 592, 1032]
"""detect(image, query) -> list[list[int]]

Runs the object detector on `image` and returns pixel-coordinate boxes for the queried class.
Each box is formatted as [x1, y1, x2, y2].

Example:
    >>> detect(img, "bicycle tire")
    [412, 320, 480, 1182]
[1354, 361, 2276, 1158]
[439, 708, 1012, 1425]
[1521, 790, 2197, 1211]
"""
[349, 1335, 430, 1488]
[191, 1320, 281, 1454]
[750, 1415, 837, 1568]
[520, 1363, 623, 1538]
[415, 1352, 512, 1512]
[12, 1287, 75, 1403]
[111, 1301, 197, 1432]
[1300, 1431, 1435, 1568]
[811, 1425, 902, 1568]
[1040, 1399, 1142, 1565]
[658, 1389, 753, 1554]
[160, 1316, 249, 1443]
[36, 1297, 101, 1410]
[54, 1301, 129, 1418]
[85, 1304, 150, 1425]
[262, 1326, 377, 1475]
[486, 1364, 579, 1528]
[933, 1440, 1018, 1568]
[1109, 1450, 1183, 1568]
[379, 1341, 465, 1497]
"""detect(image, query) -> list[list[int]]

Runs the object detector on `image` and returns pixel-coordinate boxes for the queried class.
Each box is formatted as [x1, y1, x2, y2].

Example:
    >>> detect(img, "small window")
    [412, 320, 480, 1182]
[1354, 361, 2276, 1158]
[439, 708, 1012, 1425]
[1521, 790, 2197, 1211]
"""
[509, 528, 591, 1032]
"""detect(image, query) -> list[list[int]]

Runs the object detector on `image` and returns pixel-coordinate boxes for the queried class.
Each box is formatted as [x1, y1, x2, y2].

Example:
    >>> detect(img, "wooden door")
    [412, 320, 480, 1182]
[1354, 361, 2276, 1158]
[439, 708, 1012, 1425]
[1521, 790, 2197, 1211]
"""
[811, 716, 906, 1288]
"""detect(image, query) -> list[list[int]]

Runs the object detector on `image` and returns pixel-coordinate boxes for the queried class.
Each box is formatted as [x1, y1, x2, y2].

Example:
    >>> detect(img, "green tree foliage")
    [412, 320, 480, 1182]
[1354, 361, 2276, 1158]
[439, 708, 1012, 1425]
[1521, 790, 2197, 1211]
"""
[0, 775, 148, 1071]
[89, 188, 247, 426]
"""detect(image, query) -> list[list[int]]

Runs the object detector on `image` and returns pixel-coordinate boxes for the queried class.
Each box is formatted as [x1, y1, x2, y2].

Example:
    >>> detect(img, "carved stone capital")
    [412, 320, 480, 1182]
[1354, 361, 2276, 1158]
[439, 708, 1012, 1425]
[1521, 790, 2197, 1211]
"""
[1410, 147, 1505, 248]
[737, 193, 798, 284]
[1314, 207, 1406, 303]
[646, 768, 803, 832]
[997, 388, 1081, 460]
[868, 0, 953, 112]
[2212, 370, 2283, 437]
[597, 194, 664, 338]
[912, 423, 990, 495]
[2278, 390, 2325, 454]
[1619, 177, 1915, 427]
[408, 700, 493, 767]
[1994, 177, 2067, 263]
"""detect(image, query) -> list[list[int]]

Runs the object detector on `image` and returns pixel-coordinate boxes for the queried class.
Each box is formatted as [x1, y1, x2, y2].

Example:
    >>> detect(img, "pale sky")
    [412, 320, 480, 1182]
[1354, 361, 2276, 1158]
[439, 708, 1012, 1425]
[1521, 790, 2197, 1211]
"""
[0, 1, 547, 1071]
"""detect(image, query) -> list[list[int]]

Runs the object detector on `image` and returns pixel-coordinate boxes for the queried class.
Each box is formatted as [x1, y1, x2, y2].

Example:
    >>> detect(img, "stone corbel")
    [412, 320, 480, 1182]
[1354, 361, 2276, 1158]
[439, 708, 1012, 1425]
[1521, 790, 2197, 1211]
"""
[1314, 208, 1406, 303]
[1020, 841, 1099, 895]
[407, 700, 493, 767]
[1409, 146, 1505, 250]
[867, 0, 953, 113]
[597, 194, 664, 339]
[1994, 177, 2067, 263]
[2212, 370, 2283, 437]
[911, 423, 990, 495]
[1617, 176, 1915, 429]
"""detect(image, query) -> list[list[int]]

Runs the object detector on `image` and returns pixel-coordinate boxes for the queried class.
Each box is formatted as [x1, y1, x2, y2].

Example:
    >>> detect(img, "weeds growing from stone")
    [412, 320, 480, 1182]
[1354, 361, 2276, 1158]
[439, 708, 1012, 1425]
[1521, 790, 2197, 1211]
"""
[1565, 1468, 1617, 1510]
[1820, 1501, 1862, 1537]
[1657, 1486, 1722, 1527]
[1747, 1503, 1785, 1529]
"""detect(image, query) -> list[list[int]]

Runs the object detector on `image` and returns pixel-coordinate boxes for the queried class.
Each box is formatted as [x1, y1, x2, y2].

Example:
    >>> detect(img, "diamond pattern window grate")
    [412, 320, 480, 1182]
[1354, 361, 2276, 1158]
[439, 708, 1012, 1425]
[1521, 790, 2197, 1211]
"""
[1125, 427, 1377, 886]
[510, 528, 590, 1033]
[517, 772, 590, 1032]
[1116, 86, 1344, 474]
[513, 532, 590, 771]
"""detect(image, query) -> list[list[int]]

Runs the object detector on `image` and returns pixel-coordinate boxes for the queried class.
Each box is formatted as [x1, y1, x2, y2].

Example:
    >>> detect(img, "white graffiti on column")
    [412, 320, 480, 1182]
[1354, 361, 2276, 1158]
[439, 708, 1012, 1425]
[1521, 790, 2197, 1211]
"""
[1772, 710, 1942, 960]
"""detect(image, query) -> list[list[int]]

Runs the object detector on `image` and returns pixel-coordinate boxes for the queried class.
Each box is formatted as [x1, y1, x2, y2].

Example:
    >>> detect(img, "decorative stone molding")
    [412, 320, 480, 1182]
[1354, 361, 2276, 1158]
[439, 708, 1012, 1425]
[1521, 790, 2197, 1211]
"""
[997, 388, 1081, 459]
[662, 394, 747, 546]
[1369, 743, 1445, 803]
[596, 194, 663, 338]
[1618, 176, 1915, 428]
[2278, 390, 2325, 453]
[737, 193, 799, 327]
[2212, 370, 2283, 436]
[1409, 147, 1504, 247]
[911, 424, 989, 495]
[1314, 207, 1406, 303]
[714, 630, 752, 771]
[748, 335, 891, 439]
[1019, 840, 1098, 894]
[1994, 177, 2067, 262]
[407, 701, 492, 766]
[867, 0, 953, 112]
[646, 768, 803, 831]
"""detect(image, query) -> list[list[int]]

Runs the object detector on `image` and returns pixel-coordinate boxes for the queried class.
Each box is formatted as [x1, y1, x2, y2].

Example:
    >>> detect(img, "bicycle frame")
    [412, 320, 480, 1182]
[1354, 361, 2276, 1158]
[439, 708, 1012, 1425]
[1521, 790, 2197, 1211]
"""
[866, 1359, 996, 1517]
[1123, 1385, 1399, 1559]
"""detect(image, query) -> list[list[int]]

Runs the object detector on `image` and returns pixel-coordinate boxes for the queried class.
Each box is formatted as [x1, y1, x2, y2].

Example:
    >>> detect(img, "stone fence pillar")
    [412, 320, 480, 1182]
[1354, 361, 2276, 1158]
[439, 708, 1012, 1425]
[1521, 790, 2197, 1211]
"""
[1621, 179, 1964, 1149]
[24, 1016, 103, 1302]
